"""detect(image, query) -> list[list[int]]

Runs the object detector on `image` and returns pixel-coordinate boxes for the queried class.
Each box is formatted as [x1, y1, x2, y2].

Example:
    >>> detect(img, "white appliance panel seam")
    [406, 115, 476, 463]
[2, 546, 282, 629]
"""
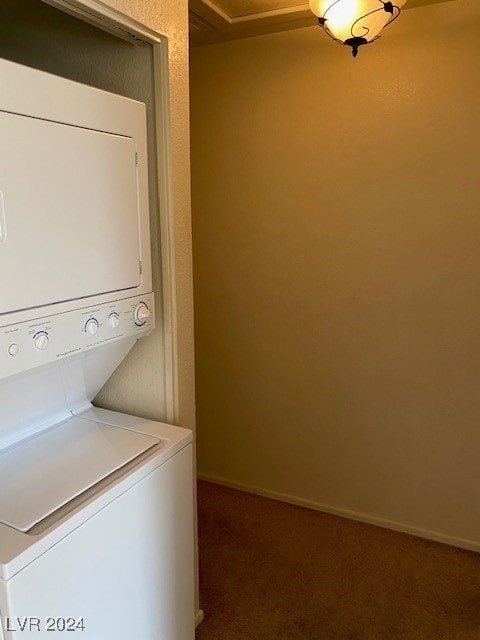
[0, 107, 134, 139]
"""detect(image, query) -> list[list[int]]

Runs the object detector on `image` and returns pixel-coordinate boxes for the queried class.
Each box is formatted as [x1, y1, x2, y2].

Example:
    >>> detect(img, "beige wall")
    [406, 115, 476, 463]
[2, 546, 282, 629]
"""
[191, 1, 480, 549]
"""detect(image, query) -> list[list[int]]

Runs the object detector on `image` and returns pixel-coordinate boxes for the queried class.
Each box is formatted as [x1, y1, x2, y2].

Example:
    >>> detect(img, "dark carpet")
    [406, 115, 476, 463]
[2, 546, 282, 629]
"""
[196, 480, 480, 640]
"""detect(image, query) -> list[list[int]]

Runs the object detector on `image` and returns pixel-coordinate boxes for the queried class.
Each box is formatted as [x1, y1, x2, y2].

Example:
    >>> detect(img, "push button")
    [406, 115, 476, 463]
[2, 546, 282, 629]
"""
[8, 343, 19, 356]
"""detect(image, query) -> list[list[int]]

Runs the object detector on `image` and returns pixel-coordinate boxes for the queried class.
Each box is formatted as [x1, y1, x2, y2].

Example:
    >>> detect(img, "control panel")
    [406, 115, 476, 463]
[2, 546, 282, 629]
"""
[0, 294, 154, 382]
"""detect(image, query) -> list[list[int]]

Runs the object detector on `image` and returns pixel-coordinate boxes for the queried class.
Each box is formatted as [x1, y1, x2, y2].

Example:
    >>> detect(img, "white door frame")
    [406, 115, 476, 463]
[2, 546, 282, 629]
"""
[43, 0, 179, 425]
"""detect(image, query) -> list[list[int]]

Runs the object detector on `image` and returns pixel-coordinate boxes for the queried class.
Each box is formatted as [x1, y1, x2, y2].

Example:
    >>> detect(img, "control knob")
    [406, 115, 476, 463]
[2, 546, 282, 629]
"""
[34, 332, 49, 350]
[134, 302, 151, 326]
[85, 318, 99, 335]
[108, 312, 120, 329]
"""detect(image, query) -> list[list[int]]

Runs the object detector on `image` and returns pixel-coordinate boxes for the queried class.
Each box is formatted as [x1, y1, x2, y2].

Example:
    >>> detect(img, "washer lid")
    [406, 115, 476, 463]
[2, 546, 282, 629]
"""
[0, 417, 160, 532]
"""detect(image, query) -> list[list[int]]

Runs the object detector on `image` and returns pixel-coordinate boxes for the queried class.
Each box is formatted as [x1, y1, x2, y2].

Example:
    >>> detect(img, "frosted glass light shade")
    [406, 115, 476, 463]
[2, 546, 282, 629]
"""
[309, 0, 407, 56]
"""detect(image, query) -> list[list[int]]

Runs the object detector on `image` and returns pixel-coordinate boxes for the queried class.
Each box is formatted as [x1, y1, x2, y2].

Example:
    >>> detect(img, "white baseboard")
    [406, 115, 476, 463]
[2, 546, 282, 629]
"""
[197, 472, 480, 554]
[195, 609, 205, 628]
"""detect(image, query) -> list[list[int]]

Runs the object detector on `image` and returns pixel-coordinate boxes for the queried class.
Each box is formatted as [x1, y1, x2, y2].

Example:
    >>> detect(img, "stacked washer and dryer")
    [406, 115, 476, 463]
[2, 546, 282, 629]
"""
[0, 59, 194, 638]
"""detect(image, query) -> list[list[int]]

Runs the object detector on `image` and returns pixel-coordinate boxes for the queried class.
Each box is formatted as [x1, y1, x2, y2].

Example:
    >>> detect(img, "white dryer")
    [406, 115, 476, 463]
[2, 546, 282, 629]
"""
[0, 59, 194, 639]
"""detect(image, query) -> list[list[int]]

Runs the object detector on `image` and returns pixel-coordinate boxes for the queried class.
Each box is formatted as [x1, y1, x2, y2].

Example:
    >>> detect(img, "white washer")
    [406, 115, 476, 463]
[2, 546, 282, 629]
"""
[0, 409, 194, 640]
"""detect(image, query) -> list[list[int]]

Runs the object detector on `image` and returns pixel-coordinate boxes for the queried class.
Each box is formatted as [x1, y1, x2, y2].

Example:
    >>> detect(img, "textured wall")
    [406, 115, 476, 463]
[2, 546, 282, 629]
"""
[191, 1, 480, 549]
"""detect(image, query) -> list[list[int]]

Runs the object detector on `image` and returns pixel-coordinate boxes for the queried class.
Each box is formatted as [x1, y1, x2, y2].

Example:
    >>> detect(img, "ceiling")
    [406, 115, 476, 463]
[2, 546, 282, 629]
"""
[217, 0, 301, 17]
[189, 0, 456, 46]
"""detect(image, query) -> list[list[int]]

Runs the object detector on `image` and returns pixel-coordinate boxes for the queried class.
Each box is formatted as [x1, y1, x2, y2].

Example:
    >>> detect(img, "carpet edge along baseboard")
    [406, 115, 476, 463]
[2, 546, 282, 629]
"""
[196, 472, 480, 554]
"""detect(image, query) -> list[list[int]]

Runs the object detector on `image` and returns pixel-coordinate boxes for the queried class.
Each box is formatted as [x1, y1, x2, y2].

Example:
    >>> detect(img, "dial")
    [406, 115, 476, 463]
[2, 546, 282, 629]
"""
[133, 302, 151, 326]
[34, 332, 49, 350]
[108, 312, 120, 329]
[85, 318, 99, 335]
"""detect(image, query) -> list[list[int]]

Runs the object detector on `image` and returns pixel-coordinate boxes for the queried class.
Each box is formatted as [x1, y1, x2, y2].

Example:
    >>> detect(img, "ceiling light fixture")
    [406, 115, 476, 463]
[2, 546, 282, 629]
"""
[309, 0, 406, 57]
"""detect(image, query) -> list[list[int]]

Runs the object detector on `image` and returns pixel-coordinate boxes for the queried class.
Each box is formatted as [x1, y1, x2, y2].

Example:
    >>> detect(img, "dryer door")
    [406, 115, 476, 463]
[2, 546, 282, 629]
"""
[0, 111, 141, 315]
